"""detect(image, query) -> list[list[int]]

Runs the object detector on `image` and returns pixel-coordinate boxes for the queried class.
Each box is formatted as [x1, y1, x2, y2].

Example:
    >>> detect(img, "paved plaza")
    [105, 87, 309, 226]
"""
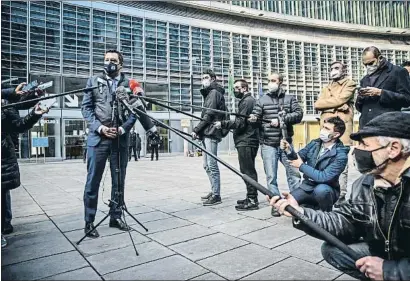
[2, 154, 360, 280]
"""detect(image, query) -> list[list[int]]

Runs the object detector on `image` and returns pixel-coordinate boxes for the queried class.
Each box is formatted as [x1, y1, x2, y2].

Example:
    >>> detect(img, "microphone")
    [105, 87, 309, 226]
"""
[117, 83, 157, 134]
[128, 79, 148, 109]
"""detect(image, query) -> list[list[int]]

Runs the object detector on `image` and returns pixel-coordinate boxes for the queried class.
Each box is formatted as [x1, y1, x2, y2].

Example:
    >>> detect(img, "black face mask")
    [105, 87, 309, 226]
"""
[353, 144, 390, 174]
[234, 90, 244, 99]
[104, 62, 119, 77]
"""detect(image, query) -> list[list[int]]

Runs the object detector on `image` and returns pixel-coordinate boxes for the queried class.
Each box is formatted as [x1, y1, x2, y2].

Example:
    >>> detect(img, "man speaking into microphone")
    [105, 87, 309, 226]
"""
[81, 50, 137, 238]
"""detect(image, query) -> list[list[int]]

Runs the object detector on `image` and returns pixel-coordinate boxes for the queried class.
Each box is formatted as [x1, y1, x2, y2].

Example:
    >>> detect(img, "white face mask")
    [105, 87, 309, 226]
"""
[319, 129, 333, 143]
[268, 82, 279, 93]
[330, 70, 343, 80]
[202, 79, 211, 88]
[366, 65, 378, 75]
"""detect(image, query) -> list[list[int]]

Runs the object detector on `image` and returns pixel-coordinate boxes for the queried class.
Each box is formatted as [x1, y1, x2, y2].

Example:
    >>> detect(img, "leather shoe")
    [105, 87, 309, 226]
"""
[84, 222, 99, 238]
[109, 218, 130, 231]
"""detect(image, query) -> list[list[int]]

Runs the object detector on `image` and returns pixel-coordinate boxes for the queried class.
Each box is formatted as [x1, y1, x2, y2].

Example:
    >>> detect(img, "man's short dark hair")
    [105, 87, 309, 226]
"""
[202, 68, 216, 79]
[105, 49, 124, 65]
[401, 61, 410, 67]
[362, 46, 381, 58]
[234, 79, 249, 90]
[325, 116, 346, 137]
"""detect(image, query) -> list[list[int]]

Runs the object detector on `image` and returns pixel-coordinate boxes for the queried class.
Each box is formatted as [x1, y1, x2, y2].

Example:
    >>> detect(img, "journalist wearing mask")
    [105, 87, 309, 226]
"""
[214, 79, 260, 211]
[249, 73, 303, 217]
[81, 50, 137, 238]
[269, 111, 410, 281]
[280, 116, 349, 211]
[1, 101, 49, 248]
[192, 69, 228, 207]
[356, 46, 410, 129]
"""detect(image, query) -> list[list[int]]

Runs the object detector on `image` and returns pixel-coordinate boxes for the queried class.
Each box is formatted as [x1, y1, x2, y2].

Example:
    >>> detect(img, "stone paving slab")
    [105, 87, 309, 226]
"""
[198, 244, 289, 280]
[169, 233, 248, 261]
[1, 251, 88, 281]
[75, 231, 151, 256]
[241, 257, 341, 280]
[275, 235, 325, 263]
[239, 225, 305, 249]
[103, 255, 208, 280]
[147, 224, 218, 246]
[40, 267, 102, 280]
[142, 217, 193, 234]
[211, 217, 274, 237]
[87, 241, 175, 275]
[190, 272, 227, 280]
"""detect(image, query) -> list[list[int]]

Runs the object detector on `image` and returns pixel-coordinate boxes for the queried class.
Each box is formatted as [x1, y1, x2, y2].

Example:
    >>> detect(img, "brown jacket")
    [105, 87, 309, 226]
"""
[314, 78, 356, 145]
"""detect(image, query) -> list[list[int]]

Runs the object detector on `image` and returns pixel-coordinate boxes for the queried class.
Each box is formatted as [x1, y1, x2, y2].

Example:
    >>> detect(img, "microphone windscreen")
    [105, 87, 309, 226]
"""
[129, 79, 141, 91]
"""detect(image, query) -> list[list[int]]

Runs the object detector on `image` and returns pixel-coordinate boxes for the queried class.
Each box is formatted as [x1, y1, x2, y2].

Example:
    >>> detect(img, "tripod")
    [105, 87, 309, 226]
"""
[76, 87, 148, 256]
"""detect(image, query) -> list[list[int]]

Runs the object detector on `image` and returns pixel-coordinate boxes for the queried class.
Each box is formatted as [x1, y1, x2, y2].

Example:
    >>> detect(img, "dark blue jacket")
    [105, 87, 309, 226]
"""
[288, 139, 349, 192]
[81, 73, 137, 147]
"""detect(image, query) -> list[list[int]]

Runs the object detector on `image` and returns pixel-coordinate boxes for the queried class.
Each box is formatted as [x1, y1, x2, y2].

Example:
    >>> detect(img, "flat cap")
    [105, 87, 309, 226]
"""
[350, 111, 410, 141]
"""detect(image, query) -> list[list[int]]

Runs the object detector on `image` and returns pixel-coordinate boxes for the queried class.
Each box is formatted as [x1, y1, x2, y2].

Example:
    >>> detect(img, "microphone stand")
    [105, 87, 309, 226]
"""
[76, 88, 148, 257]
[119, 97, 362, 262]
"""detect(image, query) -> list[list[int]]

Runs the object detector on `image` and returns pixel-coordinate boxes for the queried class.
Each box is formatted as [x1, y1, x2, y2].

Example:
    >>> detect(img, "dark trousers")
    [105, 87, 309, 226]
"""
[128, 146, 137, 161]
[291, 183, 338, 211]
[82, 147, 87, 163]
[237, 146, 259, 200]
[151, 145, 158, 160]
[84, 141, 128, 223]
[1, 189, 12, 232]
[137, 149, 141, 159]
[322, 242, 371, 280]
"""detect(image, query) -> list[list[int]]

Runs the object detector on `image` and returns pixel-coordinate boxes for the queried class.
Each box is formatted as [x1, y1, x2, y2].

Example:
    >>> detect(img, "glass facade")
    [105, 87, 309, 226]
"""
[220, 0, 410, 29]
[1, 1, 409, 157]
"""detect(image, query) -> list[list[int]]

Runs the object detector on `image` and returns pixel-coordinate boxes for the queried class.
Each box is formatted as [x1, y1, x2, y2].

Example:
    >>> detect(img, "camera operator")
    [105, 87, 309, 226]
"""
[268, 111, 410, 280]
[81, 50, 138, 238]
[249, 73, 303, 217]
[281, 117, 349, 211]
[1, 101, 49, 248]
[1, 81, 46, 237]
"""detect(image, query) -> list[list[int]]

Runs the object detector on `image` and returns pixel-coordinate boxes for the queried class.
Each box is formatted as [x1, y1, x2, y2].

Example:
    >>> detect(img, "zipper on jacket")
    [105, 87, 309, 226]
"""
[385, 182, 403, 260]
[371, 190, 388, 252]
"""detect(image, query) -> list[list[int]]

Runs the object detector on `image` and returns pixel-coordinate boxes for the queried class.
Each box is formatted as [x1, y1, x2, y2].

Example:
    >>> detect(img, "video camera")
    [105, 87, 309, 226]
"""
[22, 80, 53, 93]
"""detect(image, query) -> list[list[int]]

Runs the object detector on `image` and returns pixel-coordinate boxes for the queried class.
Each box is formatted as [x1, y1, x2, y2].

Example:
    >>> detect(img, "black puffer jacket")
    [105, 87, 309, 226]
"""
[252, 89, 303, 147]
[1, 106, 42, 190]
[294, 162, 410, 280]
[193, 81, 228, 140]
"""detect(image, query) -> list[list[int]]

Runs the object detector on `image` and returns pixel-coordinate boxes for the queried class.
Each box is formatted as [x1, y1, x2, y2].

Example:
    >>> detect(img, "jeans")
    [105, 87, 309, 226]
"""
[1, 189, 12, 232]
[291, 183, 339, 211]
[322, 242, 371, 280]
[237, 146, 258, 200]
[84, 141, 128, 222]
[202, 138, 221, 196]
[5, 190, 12, 225]
[260, 144, 301, 196]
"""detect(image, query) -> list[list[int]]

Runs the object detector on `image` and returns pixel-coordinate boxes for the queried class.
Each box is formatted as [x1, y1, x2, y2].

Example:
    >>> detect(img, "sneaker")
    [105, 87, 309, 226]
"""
[203, 195, 222, 206]
[271, 206, 281, 217]
[235, 198, 259, 211]
[2, 223, 13, 235]
[1, 236, 7, 248]
[201, 192, 213, 201]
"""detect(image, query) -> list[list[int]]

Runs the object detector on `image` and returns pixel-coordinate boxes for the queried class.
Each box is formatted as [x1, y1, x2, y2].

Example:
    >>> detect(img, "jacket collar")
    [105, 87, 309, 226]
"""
[363, 60, 393, 88]
[329, 77, 349, 87]
[267, 88, 285, 98]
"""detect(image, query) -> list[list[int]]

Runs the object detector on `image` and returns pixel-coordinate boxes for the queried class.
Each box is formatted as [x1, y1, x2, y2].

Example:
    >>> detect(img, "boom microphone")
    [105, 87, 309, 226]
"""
[116, 85, 157, 134]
